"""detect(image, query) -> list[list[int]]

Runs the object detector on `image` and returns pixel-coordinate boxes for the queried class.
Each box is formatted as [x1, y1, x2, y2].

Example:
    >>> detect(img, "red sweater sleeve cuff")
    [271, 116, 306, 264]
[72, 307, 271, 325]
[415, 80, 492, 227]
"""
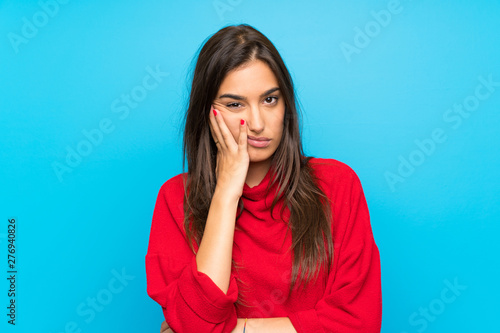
[177, 256, 238, 323]
[289, 309, 324, 333]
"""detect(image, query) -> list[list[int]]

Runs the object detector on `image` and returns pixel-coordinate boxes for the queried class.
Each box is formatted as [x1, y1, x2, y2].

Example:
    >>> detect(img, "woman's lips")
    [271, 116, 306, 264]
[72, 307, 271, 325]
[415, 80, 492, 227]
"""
[248, 136, 271, 148]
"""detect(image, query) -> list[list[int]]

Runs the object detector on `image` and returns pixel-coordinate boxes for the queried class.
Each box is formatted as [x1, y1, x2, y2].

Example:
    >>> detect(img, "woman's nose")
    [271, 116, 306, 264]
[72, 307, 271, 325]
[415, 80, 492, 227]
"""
[246, 105, 264, 133]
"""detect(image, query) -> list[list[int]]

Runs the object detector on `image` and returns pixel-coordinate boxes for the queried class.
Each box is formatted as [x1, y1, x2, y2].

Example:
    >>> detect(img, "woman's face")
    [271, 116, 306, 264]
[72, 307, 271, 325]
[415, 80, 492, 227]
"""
[212, 59, 285, 164]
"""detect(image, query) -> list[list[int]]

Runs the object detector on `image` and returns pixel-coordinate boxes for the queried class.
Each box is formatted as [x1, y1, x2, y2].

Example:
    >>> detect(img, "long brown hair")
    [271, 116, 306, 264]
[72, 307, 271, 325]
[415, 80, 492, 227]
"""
[181, 24, 334, 294]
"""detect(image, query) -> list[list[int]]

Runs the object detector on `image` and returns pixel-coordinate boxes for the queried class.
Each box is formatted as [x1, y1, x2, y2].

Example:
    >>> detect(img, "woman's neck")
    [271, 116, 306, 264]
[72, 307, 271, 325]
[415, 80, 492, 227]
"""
[245, 159, 272, 188]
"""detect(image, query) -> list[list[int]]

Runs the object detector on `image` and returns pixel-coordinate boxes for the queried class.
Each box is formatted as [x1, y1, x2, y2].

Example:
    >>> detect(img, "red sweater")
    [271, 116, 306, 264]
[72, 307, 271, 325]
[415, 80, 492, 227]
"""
[146, 158, 382, 332]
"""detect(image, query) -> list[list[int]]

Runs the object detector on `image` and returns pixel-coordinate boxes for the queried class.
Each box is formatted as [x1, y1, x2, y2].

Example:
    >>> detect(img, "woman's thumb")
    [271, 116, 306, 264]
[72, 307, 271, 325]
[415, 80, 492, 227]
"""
[238, 119, 247, 149]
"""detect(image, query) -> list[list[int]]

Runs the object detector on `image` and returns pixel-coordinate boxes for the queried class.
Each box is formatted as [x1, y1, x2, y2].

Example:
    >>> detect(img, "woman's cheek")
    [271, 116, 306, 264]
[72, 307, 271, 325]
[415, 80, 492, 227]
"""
[220, 111, 240, 141]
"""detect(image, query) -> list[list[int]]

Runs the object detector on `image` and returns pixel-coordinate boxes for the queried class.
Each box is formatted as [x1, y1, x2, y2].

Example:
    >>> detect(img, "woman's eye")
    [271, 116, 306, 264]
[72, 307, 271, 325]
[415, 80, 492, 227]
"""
[264, 96, 278, 104]
[225, 97, 278, 108]
[226, 102, 241, 108]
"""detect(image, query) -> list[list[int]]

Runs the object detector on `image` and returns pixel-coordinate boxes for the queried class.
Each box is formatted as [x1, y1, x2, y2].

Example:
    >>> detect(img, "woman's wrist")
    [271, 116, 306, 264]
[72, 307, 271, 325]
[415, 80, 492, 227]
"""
[231, 318, 244, 333]
[233, 318, 252, 332]
[213, 185, 241, 205]
[233, 318, 297, 332]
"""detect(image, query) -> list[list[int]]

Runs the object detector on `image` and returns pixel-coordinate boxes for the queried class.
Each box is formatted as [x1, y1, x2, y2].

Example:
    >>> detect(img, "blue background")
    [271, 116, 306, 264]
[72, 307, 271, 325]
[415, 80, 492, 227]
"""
[1, 0, 499, 332]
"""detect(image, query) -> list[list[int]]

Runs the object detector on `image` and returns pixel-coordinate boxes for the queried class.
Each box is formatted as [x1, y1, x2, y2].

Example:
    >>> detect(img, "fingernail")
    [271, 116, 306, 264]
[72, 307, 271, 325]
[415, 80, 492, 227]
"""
[241, 119, 245, 125]
[213, 109, 217, 116]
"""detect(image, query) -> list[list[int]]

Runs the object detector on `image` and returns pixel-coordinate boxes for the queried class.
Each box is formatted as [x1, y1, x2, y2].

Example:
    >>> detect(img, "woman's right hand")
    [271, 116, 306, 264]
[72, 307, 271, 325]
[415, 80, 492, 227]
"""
[208, 104, 249, 200]
[160, 320, 174, 333]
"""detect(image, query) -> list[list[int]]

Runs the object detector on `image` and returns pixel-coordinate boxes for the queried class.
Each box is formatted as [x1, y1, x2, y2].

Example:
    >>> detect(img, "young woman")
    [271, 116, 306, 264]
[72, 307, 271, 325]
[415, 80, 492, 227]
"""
[146, 24, 382, 333]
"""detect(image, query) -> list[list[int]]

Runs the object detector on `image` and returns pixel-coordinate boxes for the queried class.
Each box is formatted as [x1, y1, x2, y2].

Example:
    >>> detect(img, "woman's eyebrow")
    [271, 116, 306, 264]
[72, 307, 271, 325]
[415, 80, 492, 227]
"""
[218, 87, 280, 100]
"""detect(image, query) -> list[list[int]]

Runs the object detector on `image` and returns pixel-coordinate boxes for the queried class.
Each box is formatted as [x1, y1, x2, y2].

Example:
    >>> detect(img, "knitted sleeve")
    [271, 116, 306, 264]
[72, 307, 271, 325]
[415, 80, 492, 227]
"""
[145, 178, 239, 332]
[289, 165, 382, 332]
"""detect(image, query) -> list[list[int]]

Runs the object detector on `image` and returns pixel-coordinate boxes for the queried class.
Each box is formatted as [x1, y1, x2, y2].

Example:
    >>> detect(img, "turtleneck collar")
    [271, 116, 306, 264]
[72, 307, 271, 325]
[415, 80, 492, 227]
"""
[239, 165, 289, 221]
[242, 165, 274, 201]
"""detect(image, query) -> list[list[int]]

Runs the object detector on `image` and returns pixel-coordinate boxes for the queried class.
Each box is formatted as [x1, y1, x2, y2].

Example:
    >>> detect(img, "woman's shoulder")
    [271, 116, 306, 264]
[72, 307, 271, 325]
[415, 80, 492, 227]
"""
[307, 157, 362, 188]
[308, 157, 359, 178]
[156, 172, 187, 201]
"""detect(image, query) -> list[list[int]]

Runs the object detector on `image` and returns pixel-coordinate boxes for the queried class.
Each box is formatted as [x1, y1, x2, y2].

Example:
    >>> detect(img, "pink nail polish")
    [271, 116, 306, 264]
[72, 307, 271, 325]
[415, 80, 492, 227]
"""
[241, 119, 245, 125]
[213, 109, 217, 116]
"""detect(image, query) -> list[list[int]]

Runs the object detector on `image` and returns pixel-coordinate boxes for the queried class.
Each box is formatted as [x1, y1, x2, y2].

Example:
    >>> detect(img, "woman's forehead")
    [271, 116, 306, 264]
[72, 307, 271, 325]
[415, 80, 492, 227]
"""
[217, 60, 279, 97]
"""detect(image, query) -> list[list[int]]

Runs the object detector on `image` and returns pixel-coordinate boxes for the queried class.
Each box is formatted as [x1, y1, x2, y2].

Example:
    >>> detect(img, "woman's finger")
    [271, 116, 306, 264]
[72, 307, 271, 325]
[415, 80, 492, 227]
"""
[212, 106, 238, 151]
[238, 118, 248, 151]
[208, 121, 218, 146]
[160, 320, 170, 333]
[209, 106, 227, 150]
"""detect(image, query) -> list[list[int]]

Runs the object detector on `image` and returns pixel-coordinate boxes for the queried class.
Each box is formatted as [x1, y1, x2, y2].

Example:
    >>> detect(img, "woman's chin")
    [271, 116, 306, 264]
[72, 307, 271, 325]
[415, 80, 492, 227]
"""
[248, 154, 273, 165]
